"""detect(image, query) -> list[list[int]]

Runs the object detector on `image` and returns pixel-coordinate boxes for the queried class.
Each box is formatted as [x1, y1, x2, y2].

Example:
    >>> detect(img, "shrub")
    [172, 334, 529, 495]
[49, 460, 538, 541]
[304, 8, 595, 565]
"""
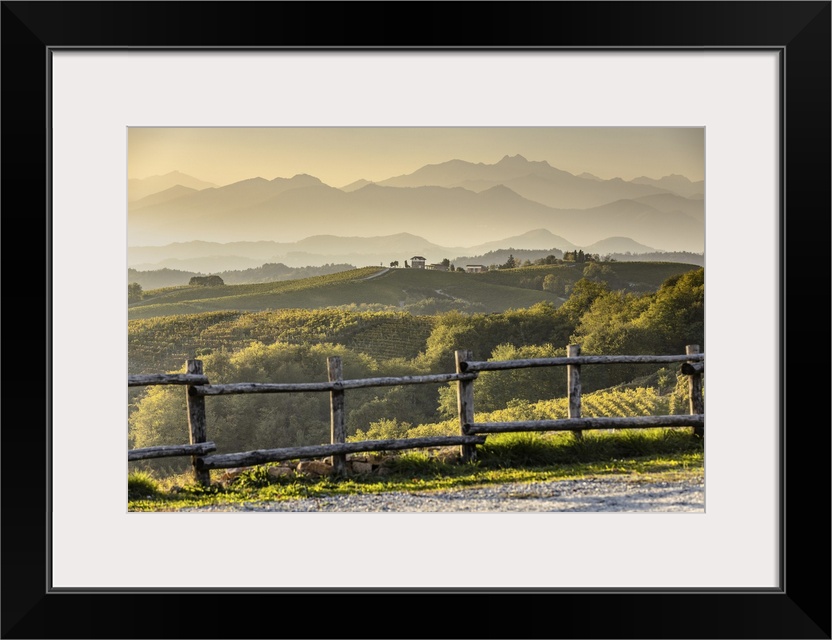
[128, 470, 160, 500]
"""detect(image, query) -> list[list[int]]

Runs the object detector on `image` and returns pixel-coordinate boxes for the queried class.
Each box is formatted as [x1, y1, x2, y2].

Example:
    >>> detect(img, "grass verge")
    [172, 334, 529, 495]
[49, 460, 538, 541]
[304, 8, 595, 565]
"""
[128, 428, 704, 512]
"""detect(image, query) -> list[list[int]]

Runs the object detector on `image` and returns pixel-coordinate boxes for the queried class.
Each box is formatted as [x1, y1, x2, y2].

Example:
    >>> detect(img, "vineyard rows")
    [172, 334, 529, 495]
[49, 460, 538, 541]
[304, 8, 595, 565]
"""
[128, 307, 437, 374]
[484, 387, 672, 423]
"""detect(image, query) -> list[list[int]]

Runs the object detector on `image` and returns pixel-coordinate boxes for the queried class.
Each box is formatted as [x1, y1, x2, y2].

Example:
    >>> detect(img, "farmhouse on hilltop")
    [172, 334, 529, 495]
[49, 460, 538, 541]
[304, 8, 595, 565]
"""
[410, 256, 426, 269]
[465, 264, 487, 273]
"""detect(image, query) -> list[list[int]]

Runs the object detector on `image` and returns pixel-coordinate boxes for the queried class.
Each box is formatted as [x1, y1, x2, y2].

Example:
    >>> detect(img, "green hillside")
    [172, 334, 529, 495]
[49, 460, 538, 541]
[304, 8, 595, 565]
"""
[128, 266, 562, 320]
[128, 262, 703, 377]
[475, 261, 699, 293]
[592, 261, 701, 289]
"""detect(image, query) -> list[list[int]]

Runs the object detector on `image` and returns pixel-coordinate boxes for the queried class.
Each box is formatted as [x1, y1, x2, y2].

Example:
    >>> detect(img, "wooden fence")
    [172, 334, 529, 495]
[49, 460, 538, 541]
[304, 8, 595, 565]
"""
[128, 344, 704, 486]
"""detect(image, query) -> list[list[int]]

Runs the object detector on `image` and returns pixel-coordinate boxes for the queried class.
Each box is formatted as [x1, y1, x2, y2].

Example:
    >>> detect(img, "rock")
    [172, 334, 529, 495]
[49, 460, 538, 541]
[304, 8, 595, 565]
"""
[297, 460, 334, 476]
[219, 467, 247, 484]
[378, 455, 398, 467]
[433, 448, 461, 463]
[267, 466, 294, 478]
[350, 461, 373, 474]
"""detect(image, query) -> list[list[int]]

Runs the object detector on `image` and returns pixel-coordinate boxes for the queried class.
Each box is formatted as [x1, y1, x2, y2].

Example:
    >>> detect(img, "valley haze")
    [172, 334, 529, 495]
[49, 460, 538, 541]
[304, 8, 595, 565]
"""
[129, 130, 704, 273]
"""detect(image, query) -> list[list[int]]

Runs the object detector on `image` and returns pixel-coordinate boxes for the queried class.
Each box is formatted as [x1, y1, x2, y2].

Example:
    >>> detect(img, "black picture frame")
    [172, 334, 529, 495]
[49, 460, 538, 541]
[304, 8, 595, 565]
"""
[2, 2, 829, 638]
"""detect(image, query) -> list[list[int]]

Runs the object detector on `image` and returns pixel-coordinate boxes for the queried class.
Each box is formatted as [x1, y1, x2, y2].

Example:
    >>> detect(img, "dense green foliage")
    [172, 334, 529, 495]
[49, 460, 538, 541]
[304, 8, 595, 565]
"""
[189, 275, 225, 286]
[128, 264, 704, 477]
[128, 282, 143, 303]
[129, 341, 437, 473]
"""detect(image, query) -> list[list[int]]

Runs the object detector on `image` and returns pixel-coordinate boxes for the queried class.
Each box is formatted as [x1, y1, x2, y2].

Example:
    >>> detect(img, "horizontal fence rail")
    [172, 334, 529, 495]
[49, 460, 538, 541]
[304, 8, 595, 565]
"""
[196, 436, 488, 470]
[128, 442, 217, 461]
[128, 373, 210, 387]
[460, 353, 703, 373]
[193, 372, 478, 396]
[127, 345, 705, 486]
[468, 415, 705, 435]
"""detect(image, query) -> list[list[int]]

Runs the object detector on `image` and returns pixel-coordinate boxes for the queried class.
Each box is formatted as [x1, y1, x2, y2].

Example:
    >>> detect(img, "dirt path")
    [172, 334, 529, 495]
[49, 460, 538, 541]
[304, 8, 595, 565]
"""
[361, 268, 390, 280]
[177, 476, 705, 513]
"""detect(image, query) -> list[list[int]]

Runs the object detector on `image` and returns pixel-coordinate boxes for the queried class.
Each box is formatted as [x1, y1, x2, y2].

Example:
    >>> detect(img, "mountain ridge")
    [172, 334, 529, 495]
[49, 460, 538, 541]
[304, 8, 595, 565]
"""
[128, 156, 703, 252]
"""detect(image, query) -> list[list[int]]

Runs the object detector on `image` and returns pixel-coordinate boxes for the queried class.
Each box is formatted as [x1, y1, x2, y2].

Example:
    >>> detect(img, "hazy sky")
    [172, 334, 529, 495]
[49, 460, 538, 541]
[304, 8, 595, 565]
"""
[128, 127, 704, 187]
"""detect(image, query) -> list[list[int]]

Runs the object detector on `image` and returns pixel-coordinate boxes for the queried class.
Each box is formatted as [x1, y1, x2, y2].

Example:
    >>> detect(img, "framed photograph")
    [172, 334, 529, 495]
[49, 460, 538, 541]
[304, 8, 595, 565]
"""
[4, 2, 829, 638]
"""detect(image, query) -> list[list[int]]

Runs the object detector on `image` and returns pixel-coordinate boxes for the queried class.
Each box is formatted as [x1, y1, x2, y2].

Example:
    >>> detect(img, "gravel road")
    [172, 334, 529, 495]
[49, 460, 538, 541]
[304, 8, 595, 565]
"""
[178, 476, 704, 513]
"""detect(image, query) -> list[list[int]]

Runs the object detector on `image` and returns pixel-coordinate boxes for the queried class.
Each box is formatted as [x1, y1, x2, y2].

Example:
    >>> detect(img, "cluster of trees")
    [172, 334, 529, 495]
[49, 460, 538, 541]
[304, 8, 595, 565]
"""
[492, 251, 602, 271]
[533, 254, 561, 266]
[425, 267, 703, 383]
[188, 275, 225, 286]
[486, 253, 564, 271]
[562, 250, 601, 263]
[128, 282, 143, 303]
[129, 267, 703, 473]
[439, 258, 456, 271]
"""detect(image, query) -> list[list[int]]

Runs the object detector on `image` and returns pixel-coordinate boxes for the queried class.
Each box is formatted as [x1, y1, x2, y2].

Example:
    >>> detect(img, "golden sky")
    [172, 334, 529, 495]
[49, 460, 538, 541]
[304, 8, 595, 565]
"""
[128, 127, 704, 188]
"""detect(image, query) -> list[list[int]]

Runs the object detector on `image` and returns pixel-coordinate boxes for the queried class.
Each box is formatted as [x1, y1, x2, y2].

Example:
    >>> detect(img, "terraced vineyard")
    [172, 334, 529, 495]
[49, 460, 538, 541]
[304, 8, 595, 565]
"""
[368, 386, 683, 441]
[486, 387, 673, 422]
[128, 307, 437, 374]
[339, 314, 437, 360]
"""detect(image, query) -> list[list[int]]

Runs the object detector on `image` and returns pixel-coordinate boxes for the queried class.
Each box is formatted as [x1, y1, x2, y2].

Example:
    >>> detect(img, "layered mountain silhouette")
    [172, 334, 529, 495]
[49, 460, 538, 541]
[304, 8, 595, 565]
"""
[376, 154, 680, 209]
[128, 155, 704, 253]
[128, 170, 218, 202]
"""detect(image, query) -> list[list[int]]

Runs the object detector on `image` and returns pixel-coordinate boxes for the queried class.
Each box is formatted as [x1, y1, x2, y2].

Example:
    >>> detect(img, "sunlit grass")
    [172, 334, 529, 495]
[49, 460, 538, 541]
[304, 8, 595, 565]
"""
[128, 428, 703, 512]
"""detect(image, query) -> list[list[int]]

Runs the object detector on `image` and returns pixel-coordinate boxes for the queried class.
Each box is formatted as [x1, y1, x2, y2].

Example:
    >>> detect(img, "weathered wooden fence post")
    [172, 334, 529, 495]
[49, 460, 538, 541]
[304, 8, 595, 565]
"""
[186, 359, 211, 487]
[328, 356, 347, 475]
[567, 344, 583, 440]
[455, 349, 477, 462]
[685, 345, 705, 438]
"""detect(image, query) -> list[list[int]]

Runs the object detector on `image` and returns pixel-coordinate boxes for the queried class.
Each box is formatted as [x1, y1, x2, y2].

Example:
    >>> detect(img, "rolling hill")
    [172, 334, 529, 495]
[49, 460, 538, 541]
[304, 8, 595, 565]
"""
[128, 261, 701, 321]
[128, 266, 563, 320]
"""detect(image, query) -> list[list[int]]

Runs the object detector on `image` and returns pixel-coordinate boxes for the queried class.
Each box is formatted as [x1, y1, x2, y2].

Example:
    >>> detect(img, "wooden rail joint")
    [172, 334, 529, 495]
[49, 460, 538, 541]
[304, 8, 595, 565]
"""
[680, 361, 704, 375]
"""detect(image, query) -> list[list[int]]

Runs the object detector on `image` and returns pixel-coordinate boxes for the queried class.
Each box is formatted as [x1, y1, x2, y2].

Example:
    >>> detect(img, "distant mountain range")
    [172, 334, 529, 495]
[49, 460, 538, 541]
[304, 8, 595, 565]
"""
[374, 154, 704, 209]
[128, 171, 218, 202]
[129, 155, 704, 255]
